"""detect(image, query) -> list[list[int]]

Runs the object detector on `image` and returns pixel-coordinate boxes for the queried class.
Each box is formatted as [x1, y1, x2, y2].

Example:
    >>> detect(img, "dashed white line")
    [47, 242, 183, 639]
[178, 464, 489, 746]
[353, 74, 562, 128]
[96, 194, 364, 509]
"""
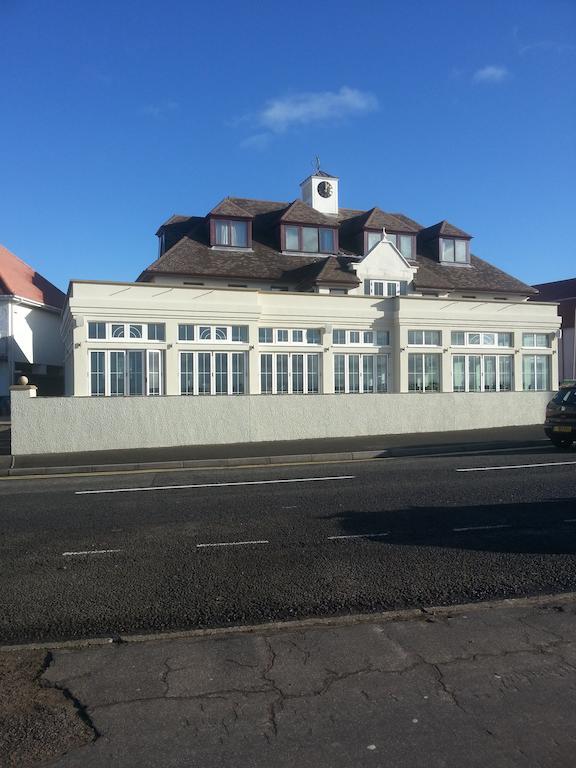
[457, 460, 576, 473]
[196, 540, 269, 548]
[75, 475, 356, 495]
[62, 549, 122, 556]
[453, 524, 510, 532]
[327, 532, 390, 540]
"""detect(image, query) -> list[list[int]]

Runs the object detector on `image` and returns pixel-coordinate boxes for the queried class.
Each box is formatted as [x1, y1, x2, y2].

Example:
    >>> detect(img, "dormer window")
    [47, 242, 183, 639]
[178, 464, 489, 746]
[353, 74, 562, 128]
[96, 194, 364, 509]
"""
[212, 219, 250, 248]
[283, 225, 337, 254]
[386, 233, 414, 259]
[440, 238, 468, 264]
[365, 231, 383, 253]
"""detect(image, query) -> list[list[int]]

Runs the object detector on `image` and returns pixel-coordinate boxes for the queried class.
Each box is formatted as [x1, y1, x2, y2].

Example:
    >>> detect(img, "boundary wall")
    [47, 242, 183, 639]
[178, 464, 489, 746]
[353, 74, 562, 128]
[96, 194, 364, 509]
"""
[10, 386, 551, 456]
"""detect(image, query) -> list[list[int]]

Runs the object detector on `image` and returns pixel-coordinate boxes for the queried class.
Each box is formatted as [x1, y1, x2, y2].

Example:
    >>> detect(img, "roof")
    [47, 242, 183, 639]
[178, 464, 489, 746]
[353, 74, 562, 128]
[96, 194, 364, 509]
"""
[209, 198, 254, 218]
[532, 278, 576, 301]
[144, 196, 534, 296]
[0, 244, 65, 309]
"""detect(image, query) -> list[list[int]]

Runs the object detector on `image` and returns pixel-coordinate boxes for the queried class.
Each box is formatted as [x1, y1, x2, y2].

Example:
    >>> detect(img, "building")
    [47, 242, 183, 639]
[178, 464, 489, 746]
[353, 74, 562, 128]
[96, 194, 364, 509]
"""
[0, 245, 65, 412]
[532, 278, 576, 382]
[62, 170, 560, 401]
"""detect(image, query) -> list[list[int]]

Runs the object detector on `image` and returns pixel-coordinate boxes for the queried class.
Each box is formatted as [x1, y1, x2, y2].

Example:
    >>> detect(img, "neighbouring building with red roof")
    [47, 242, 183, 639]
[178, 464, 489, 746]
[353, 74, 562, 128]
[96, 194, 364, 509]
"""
[0, 244, 65, 409]
[62, 169, 560, 400]
[532, 278, 576, 382]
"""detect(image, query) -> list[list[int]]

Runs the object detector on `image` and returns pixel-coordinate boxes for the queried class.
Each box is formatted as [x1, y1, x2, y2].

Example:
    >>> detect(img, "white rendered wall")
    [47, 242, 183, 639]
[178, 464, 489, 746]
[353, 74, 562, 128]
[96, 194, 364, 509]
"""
[11, 303, 64, 365]
[10, 388, 553, 455]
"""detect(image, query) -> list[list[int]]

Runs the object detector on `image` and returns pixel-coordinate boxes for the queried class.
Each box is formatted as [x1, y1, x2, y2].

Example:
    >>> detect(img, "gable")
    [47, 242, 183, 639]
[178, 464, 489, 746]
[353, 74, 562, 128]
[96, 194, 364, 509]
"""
[354, 240, 416, 284]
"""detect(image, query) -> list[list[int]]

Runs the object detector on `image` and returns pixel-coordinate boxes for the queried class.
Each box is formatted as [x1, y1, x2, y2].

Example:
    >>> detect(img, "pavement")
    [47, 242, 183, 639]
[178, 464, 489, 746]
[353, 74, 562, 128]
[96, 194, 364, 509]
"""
[4, 594, 576, 767]
[0, 423, 549, 475]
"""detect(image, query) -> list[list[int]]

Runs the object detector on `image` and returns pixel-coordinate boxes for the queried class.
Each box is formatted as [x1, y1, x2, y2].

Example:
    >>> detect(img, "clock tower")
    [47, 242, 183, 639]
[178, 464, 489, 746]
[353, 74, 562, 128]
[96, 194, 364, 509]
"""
[300, 168, 339, 216]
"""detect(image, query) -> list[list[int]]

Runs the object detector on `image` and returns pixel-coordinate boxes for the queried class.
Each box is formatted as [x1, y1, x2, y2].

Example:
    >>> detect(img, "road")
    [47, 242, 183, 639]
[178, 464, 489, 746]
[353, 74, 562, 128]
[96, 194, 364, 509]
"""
[1, 439, 576, 645]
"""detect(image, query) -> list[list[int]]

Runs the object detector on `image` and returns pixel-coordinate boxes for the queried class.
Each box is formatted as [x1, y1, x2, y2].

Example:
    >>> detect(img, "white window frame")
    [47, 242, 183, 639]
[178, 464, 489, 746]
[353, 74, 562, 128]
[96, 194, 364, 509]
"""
[522, 333, 551, 349]
[178, 350, 247, 395]
[407, 330, 442, 347]
[522, 354, 551, 391]
[367, 280, 408, 297]
[332, 329, 390, 347]
[451, 331, 513, 348]
[259, 353, 321, 394]
[257, 328, 322, 346]
[408, 353, 442, 392]
[451, 354, 514, 393]
[87, 322, 166, 342]
[89, 349, 164, 397]
[333, 353, 389, 394]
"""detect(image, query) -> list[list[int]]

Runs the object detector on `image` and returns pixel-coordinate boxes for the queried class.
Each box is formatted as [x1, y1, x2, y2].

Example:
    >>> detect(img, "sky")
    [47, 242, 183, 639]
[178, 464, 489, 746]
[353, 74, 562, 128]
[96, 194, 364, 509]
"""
[1, 0, 575, 292]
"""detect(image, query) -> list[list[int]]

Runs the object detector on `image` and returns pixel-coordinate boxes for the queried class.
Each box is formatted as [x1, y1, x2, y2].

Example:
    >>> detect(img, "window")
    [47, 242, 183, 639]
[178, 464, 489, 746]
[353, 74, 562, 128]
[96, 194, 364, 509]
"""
[408, 354, 441, 392]
[440, 238, 468, 264]
[90, 350, 164, 397]
[408, 330, 442, 346]
[259, 328, 273, 344]
[367, 280, 408, 297]
[306, 328, 321, 345]
[333, 354, 389, 394]
[129, 324, 143, 339]
[213, 219, 249, 247]
[179, 324, 194, 342]
[259, 327, 321, 345]
[523, 355, 551, 391]
[112, 324, 125, 338]
[332, 329, 390, 346]
[451, 331, 513, 348]
[199, 326, 211, 340]
[366, 231, 383, 252]
[522, 333, 551, 348]
[231, 326, 248, 343]
[90, 351, 105, 396]
[215, 327, 227, 341]
[386, 233, 414, 259]
[88, 322, 106, 340]
[277, 329, 289, 343]
[292, 329, 303, 343]
[330, 288, 348, 295]
[260, 353, 321, 394]
[147, 323, 165, 342]
[283, 225, 336, 254]
[179, 350, 247, 395]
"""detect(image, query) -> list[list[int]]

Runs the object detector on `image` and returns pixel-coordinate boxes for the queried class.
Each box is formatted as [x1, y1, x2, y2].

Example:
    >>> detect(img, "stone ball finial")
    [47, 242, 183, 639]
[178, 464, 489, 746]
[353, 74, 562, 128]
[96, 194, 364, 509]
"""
[18, 376, 29, 386]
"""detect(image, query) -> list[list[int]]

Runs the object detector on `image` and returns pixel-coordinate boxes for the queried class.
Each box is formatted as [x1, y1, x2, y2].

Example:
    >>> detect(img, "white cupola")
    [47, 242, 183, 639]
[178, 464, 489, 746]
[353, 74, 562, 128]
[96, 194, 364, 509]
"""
[300, 168, 339, 216]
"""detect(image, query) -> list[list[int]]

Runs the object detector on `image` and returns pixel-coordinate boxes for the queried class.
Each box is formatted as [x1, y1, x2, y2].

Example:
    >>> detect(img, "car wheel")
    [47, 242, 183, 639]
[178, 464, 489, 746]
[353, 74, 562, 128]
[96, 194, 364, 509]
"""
[549, 436, 574, 449]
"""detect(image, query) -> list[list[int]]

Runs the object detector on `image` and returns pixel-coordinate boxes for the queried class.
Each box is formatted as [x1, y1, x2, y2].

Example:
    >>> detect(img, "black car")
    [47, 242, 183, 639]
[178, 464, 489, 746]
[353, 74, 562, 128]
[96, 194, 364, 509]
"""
[544, 381, 576, 448]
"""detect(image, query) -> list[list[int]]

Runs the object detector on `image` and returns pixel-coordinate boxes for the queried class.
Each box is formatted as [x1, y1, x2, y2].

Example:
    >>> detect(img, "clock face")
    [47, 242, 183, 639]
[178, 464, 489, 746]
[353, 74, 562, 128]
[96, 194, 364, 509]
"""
[317, 181, 333, 198]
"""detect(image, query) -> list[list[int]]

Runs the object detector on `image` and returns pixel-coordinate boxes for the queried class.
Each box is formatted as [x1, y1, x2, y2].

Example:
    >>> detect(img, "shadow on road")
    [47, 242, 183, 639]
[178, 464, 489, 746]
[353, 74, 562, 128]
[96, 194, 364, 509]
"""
[324, 497, 576, 555]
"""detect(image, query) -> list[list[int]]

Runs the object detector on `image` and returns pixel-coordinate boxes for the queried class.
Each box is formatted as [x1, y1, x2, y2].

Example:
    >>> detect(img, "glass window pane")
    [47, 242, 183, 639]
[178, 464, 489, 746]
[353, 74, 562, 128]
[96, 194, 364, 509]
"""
[232, 353, 245, 394]
[455, 240, 467, 262]
[90, 351, 105, 396]
[367, 231, 381, 251]
[424, 331, 441, 346]
[179, 324, 194, 342]
[276, 354, 289, 393]
[112, 324, 125, 338]
[307, 354, 319, 393]
[484, 356, 497, 391]
[536, 334, 549, 347]
[292, 330, 304, 343]
[215, 220, 229, 245]
[387, 282, 398, 297]
[260, 354, 273, 393]
[333, 329, 346, 345]
[127, 351, 144, 395]
[215, 353, 228, 394]
[498, 356, 513, 391]
[468, 333, 481, 345]
[467, 355, 482, 392]
[285, 226, 299, 250]
[375, 355, 388, 392]
[129, 324, 142, 339]
[215, 327, 228, 341]
[399, 281, 408, 295]
[408, 353, 423, 391]
[231, 326, 248, 343]
[452, 355, 466, 392]
[259, 328, 272, 343]
[110, 351, 125, 396]
[348, 355, 360, 393]
[306, 329, 321, 344]
[523, 333, 535, 347]
[363, 331, 374, 344]
[88, 322, 106, 340]
[147, 350, 161, 396]
[399, 235, 412, 258]
[535, 355, 550, 390]
[319, 228, 335, 252]
[199, 326, 211, 340]
[198, 353, 211, 394]
[362, 355, 375, 393]
[180, 352, 194, 395]
[376, 331, 389, 346]
[425, 354, 441, 392]
[452, 331, 465, 346]
[386, 233, 397, 247]
[292, 354, 304, 393]
[148, 323, 165, 341]
[277, 329, 289, 343]
[349, 331, 360, 344]
[371, 281, 385, 296]
[408, 330, 421, 345]
[334, 354, 345, 393]
[230, 221, 248, 247]
[442, 239, 455, 261]
[498, 333, 512, 347]
[302, 227, 318, 252]
[483, 333, 495, 346]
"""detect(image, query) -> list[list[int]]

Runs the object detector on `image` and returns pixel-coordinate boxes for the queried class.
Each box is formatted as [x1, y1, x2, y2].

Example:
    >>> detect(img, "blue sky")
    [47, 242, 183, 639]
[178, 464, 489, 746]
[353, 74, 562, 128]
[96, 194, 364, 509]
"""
[1, 0, 575, 291]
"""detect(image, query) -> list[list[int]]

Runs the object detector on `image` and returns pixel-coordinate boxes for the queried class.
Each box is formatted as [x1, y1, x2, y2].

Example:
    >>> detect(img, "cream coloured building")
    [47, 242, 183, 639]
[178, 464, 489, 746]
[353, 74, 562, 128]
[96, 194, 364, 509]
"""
[62, 170, 561, 401]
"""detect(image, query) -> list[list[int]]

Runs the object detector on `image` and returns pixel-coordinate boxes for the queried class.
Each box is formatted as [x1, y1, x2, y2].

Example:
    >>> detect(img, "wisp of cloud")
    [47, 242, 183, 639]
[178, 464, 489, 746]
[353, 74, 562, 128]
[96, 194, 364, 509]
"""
[473, 65, 509, 83]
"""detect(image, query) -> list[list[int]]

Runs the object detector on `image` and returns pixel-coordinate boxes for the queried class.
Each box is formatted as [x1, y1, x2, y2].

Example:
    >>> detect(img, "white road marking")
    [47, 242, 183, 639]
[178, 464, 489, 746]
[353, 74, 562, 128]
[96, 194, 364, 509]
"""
[457, 460, 576, 473]
[196, 540, 269, 548]
[75, 475, 356, 495]
[327, 532, 390, 540]
[564, 519, 576, 523]
[453, 524, 510, 532]
[62, 549, 122, 556]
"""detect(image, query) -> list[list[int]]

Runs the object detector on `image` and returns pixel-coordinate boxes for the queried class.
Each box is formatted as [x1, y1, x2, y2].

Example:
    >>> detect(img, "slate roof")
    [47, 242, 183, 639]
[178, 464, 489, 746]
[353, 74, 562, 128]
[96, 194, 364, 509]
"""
[209, 199, 254, 218]
[532, 278, 576, 301]
[144, 196, 535, 296]
[0, 244, 65, 309]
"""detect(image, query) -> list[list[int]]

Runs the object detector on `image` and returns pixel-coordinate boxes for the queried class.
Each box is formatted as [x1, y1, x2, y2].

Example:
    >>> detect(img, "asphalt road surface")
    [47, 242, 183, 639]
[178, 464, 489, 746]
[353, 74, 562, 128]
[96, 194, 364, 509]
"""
[1, 439, 576, 645]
